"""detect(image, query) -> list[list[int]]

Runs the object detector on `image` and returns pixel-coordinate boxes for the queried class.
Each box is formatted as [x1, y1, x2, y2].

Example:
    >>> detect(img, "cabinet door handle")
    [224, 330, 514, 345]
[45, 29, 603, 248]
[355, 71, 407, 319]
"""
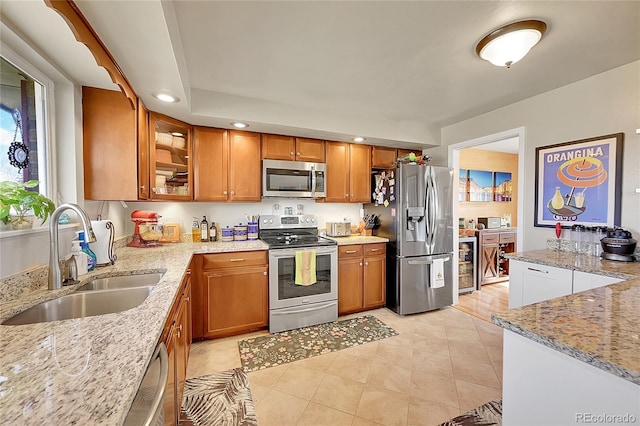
[359, 262, 363, 266]
[345, 250, 357, 254]
[229, 258, 245, 262]
[231, 190, 235, 195]
[185, 296, 190, 302]
[370, 248, 380, 252]
[140, 185, 145, 190]
[346, 194, 349, 198]
[290, 151, 294, 156]
[296, 152, 301, 156]
[223, 190, 227, 195]
[263, 271, 267, 276]
[365, 261, 369, 266]
[152, 187, 157, 193]
[527, 267, 549, 274]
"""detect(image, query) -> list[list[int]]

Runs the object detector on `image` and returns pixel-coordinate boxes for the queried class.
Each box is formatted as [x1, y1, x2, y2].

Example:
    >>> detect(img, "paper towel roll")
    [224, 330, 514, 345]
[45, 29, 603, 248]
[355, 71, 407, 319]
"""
[89, 220, 116, 265]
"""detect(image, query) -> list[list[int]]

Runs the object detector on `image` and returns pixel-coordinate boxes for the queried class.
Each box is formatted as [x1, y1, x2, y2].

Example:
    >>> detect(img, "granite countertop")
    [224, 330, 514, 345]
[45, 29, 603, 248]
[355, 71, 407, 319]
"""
[0, 240, 268, 425]
[325, 235, 388, 245]
[493, 249, 640, 385]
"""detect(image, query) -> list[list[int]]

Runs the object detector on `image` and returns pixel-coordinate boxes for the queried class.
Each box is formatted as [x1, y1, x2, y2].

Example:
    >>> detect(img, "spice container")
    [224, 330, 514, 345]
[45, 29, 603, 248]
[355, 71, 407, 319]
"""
[247, 222, 258, 240]
[233, 224, 248, 241]
[221, 226, 233, 242]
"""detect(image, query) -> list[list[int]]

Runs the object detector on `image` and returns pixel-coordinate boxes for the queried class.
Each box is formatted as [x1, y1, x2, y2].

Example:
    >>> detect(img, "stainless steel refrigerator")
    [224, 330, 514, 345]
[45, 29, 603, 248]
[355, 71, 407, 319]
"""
[365, 163, 454, 315]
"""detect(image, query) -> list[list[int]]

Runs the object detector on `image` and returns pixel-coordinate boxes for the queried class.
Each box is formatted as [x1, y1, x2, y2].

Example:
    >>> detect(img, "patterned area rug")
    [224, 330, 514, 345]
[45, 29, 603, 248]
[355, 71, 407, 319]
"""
[238, 315, 398, 372]
[180, 368, 258, 426]
[439, 398, 502, 426]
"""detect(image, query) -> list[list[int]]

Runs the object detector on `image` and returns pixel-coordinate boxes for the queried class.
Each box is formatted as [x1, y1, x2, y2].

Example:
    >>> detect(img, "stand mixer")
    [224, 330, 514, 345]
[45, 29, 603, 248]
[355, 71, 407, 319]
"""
[127, 210, 163, 248]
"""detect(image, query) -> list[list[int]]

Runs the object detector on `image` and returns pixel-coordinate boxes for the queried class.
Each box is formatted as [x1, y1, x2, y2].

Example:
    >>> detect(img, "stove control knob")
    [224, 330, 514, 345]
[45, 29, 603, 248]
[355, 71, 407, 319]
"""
[269, 219, 273, 224]
[263, 219, 268, 224]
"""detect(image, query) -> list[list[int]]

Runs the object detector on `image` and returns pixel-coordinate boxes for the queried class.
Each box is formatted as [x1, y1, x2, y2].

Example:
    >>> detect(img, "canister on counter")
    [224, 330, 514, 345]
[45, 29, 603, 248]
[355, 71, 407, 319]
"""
[221, 226, 234, 242]
[247, 222, 258, 240]
[233, 224, 248, 241]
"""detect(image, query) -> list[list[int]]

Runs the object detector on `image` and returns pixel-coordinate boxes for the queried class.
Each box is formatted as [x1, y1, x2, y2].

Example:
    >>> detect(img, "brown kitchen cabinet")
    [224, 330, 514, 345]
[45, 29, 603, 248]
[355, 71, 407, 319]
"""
[82, 87, 139, 200]
[137, 99, 150, 199]
[476, 229, 516, 286]
[325, 142, 371, 202]
[338, 243, 386, 315]
[193, 128, 261, 201]
[262, 134, 325, 162]
[149, 111, 192, 200]
[198, 251, 269, 339]
[371, 146, 398, 169]
[162, 269, 192, 426]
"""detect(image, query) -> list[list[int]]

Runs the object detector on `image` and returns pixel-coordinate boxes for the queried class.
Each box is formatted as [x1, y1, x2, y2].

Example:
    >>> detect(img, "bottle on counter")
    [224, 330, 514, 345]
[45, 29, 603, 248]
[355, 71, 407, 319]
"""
[192, 217, 201, 242]
[71, 239, 88, 276]
[209, 222, 217, 242]
[78, 231, 97, 271]
[200, 216, 209, 242]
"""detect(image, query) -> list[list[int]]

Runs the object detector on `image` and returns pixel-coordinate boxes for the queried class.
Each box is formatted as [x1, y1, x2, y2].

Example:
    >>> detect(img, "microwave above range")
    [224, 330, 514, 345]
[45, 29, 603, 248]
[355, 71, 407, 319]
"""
[262, 159, 326, 198]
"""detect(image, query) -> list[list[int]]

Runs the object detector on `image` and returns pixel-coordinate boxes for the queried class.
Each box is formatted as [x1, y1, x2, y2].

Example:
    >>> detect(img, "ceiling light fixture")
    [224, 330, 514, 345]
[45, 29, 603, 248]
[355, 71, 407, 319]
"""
[153, 92, 180, 103]
[476, 19, 547, 68]
[353, 137, 365, 142]
[231, 122, 249, 129]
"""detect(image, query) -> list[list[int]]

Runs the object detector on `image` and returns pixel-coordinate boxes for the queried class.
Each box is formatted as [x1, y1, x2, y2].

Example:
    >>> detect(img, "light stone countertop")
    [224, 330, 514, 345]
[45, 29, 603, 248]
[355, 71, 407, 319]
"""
[493, 249, 640, 385]
[324, 235, 388, 245]
[0, 240, 268, 425]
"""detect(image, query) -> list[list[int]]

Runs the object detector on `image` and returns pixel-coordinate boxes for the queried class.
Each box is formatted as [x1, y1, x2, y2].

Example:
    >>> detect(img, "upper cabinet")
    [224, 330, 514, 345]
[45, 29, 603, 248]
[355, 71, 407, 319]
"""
[137, 99, 150, 199]
[193, 128, 261, 202]
[371, 146, 397, 169]
[149, 112, 192, 200]
[82, 87, 139, 201]
[325, 142, 371, 202]
[262, 134, 325, 162]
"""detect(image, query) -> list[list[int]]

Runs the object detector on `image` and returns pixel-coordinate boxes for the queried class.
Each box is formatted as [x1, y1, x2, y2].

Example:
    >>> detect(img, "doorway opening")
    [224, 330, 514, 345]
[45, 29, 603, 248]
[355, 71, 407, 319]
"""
[448, 127, 525, 319]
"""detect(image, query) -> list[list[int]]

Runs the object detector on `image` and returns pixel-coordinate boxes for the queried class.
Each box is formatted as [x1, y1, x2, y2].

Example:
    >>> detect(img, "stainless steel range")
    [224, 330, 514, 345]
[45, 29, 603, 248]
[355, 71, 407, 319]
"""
[259, 214, 338, 333]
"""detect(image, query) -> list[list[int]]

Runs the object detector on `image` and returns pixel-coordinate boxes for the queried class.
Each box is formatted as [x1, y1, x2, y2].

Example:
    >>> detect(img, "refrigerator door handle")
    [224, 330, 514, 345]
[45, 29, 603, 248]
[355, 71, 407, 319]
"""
[407, 256, 450, 265]
[426, 172, 437, 250]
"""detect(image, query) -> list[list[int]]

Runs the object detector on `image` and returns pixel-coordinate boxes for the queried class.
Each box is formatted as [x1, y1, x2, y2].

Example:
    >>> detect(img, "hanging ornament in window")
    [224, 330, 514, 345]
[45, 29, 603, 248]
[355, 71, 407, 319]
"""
[8, 111, 29, 169]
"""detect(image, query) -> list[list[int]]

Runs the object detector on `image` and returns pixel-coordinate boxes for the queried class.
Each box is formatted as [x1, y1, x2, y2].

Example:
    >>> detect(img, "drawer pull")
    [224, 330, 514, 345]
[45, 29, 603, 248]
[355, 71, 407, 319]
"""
[527, 267, 549, 274]
[345, 250, 358, 254]
[229, 258, 245, 262]
[370, 248, 381, 252]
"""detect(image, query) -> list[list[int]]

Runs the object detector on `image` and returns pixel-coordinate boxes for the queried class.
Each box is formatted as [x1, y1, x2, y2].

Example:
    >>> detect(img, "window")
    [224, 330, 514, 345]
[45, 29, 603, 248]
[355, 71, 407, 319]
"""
[0, 55, 49, 197]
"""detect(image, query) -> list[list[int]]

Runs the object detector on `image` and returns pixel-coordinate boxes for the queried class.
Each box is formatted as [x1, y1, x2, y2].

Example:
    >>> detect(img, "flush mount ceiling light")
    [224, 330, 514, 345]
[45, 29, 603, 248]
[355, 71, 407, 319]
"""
[353, 137, 366, 142]
[153, 92, 180, 103]
[476, 19, 547, 68]
[231, 122, 249, 129]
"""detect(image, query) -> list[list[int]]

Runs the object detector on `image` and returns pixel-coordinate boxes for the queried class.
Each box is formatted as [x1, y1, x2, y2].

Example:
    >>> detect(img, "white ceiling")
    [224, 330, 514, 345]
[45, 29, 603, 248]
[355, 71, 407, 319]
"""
[1, 1, 639, 150]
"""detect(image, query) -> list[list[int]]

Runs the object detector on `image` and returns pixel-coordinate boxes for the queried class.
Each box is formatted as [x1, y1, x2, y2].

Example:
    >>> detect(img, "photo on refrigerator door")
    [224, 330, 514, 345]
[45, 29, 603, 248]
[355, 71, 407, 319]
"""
[534, 133, 623, 228]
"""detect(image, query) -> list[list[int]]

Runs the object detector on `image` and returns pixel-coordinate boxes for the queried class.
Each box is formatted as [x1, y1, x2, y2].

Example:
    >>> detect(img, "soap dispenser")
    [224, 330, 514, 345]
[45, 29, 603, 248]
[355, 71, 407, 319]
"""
[71, 239, 88, 276]
[78, 231, 97, 272]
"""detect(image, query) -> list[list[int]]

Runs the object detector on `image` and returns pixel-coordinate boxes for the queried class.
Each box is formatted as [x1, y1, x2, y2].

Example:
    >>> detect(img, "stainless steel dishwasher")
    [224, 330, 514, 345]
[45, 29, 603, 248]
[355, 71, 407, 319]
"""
[124, 343, 169, 426]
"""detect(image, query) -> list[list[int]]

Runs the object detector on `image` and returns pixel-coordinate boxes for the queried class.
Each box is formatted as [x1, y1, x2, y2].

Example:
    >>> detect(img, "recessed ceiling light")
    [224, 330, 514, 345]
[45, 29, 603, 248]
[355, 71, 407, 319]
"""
[476, 19, 547, 68]
[353, 137, 365, 142]
[153, 92, 180, 103]
[231, 122, 249, 129]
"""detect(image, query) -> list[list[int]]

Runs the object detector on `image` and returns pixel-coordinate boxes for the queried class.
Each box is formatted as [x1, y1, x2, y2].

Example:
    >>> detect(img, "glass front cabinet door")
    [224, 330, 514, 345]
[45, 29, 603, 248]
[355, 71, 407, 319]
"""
[149, 112, 192, 200]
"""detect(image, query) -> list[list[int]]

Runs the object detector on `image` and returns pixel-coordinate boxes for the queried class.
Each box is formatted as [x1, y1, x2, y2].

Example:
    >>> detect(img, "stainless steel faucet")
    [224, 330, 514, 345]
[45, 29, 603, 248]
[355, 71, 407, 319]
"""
[48, 203, 96, 290]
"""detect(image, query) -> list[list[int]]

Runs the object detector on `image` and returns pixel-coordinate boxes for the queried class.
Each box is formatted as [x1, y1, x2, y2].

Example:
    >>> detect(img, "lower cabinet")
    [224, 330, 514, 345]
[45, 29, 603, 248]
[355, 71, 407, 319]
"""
[200, 251, 269, 339]
[509, 259, 625, 309]
[162, 269, 192, 425]
[338, 243, 386, 315]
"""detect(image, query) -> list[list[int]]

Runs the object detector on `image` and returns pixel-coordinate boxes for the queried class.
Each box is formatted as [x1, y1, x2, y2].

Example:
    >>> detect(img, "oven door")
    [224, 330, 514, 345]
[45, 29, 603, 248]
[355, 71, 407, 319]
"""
[268, 245, 337, 310]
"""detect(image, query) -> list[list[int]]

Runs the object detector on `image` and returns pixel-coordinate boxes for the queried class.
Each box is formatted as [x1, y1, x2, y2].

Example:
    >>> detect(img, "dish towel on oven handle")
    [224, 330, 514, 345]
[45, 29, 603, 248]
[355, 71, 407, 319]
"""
[295, 250, 317, 286]
[430, 258, 445, 289]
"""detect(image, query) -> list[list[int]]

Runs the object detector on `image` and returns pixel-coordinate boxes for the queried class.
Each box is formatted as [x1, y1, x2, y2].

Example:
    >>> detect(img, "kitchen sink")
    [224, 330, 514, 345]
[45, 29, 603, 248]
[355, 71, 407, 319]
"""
[75, 273, 163, 291]
[2, 286, 155, 325]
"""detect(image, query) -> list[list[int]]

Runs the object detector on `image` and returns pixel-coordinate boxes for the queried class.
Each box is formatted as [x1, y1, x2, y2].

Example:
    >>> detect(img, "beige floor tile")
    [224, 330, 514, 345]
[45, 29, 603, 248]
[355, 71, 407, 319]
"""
[412, 323, 448, 340]
[410, 337, 450, 357]
[271, 365, 326, 400]
[248, 383, 271, 405]
[356, 386, 410, 426]
[254, 388, 309, 426]
[376, 342, 413, 366]
[292, 350, 338, 372]
[367, 357, 412, 394]
[296, 401, 354, 426]
[352, 416, 382, 426]
[343, 340, 380, 359]
[445, 326, 482, 344]
[327, 352, 371, 383]
[455, 379, 502, 413]
[410, 369, 459, 408]
[411, 350, 453, 378]
[247, 363, 290, 387]
[471, 317, 503, 336]
[312, 373, 366, 414]
[477, 329, 503, 347]
[450, 357, 501, 390]
[379, 333, 415, 348]
[447, 340, 491, 364]
[185, 344, 241, 378]
[407, 397, 460, 426]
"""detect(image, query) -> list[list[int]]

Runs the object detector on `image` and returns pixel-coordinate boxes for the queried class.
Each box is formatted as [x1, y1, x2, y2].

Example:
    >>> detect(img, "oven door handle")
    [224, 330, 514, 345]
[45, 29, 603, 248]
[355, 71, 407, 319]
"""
[269, 246, 337, 258]
[270, 301, 337, 315]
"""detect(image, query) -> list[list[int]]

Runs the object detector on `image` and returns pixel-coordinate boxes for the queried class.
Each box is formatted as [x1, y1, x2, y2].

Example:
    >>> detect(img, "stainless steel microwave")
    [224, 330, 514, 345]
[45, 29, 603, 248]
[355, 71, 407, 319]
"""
[262, 159, 326, 198]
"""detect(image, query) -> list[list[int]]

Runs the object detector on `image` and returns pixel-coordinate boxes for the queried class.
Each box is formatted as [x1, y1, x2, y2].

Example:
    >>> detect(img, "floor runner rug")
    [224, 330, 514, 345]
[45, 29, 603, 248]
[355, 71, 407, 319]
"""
[180, 368, 258, 426]
[238, 315, 398, 372]
[439, 398, 502, 426]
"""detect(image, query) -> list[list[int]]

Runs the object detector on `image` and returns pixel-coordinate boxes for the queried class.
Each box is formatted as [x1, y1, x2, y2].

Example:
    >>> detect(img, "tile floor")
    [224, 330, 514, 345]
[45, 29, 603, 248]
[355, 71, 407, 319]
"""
[186, 307, 503, 426]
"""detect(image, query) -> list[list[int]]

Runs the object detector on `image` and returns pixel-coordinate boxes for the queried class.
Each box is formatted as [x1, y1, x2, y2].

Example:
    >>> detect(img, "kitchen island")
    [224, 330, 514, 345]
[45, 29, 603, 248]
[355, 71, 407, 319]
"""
[492, 250, 640, 425]
[0, 240, 267, 425]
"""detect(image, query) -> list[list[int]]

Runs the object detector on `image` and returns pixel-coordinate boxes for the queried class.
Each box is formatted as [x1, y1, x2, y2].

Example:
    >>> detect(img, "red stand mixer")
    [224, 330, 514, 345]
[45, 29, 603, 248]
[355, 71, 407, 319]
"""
[128, 210, 163, 248]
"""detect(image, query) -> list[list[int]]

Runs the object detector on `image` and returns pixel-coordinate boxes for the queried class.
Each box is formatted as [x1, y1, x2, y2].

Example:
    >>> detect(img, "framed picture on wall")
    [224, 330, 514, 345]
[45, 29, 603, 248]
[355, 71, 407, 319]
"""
[459, 169, 468, 202]
[493, 172, 512, 202]
[468, 170, 493, 202]
[534, 133, 624, 228]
